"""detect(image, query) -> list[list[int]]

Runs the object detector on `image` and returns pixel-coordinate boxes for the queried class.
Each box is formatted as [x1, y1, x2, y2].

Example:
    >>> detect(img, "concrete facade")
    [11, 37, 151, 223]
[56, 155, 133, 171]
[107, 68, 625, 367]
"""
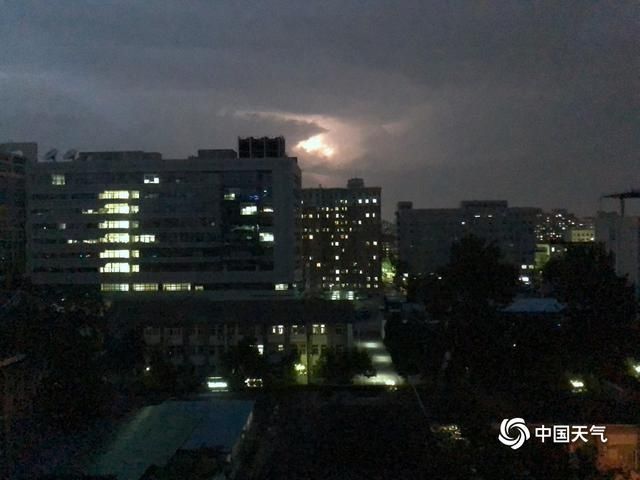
[396, 200, 540, 276]
[26, 142, 301, 299]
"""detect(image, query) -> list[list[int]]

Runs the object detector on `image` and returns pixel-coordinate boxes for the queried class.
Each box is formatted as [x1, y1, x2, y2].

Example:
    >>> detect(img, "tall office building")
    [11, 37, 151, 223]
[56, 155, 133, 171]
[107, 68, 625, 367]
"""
[396, 200, 540, 279]
[596, 212, 640, 296]
[26, 140, 301, 298]
[301, 178, 382, 299]
[0, 143, 35, 287]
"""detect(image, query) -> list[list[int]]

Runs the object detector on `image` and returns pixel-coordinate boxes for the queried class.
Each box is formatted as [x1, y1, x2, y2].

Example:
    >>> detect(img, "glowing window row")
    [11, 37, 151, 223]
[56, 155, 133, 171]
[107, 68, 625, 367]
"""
[100, 262, 140, 273]
[101, 283, 192, 292]
[99, 190, 139, 199]
[100, 249, 139, 258]
[82, 204, 139, 215]
[99, 233, 155, 243]
[99, 220, 138, 229]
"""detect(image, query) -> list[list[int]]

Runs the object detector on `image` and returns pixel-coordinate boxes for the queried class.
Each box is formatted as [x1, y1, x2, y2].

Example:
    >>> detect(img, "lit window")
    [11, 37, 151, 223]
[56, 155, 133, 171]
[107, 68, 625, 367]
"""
[101, 233, 130, 243]
[274, 283, 288, 291]
[99, 190, 130, 200]
[308, 234, 314, 240]
[272, 325, 285, 335]
[100, 250, 130, 259]
[58, 223, 66, 230]
[130, 205, 139, 213]
[51, 174, 65, 186]
[99, 220, 130, 229]
[241, 205, 258, 215]
[144, 174, 160, 184]
[194, 285, 204, 291]
[131, 264, 140, 272]
[100, 262, 131, 273]
[103, 203, 130, 214]
[316, 262, 321, 267]
[373, 241, 378, 245]
[162, 283, 191, 291]
[131, 250, 140, 258]
[224, 192, 236, 200]
[278, 344, 284, 352]
[101, 283, 129, 292]
[132, 283, 158, 291]
[372, 198, 378, 203]
[131, 191, 140, 199]
[312, 324, 326, 334]
[133, 235, 155, 243]
[259, 232, 275, 243]
[262, 206, 274, 213]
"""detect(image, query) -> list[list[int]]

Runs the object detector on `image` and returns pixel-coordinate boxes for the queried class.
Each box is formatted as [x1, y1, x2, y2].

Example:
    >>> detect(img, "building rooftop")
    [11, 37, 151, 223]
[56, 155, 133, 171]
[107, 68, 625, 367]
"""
[108, 298, 356, 327]
[87, 399, 253, 480]
[501, 297, 566, 314]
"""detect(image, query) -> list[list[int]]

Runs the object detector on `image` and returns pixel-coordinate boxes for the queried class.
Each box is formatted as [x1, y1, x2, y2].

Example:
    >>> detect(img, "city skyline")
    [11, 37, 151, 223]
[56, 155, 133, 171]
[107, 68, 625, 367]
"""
[1, 1, 637, 220]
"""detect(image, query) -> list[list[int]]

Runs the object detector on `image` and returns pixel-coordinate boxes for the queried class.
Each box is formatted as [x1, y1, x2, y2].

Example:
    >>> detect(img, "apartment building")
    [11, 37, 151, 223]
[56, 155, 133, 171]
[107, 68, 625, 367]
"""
[301, 178, 382, 299]
[26, 139, 301, 299]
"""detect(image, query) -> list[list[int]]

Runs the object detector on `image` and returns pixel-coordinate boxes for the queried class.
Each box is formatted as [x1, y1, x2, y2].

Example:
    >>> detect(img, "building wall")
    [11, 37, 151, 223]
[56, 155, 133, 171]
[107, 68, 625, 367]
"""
[595, 212, 640, 294]
[301, 179, 382, 297]
[0, 143, 34, 287]
[143, 320, 352, 374]
[396, 200, 540, 276]
[26, 146, 301, 298]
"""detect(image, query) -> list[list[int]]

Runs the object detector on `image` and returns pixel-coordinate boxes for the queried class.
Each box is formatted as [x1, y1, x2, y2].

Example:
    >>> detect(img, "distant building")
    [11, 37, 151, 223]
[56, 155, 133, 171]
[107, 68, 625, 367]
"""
[534, 209, 594, 244]
[396, 200, 540, 279]
[301, 178, 382, 299]
[534, 242, 568, 271]
[596, 212, 640, 295]
[0, 143, 35, 287]
[565, 227, 595, 243]
[26, 139, 301, 299]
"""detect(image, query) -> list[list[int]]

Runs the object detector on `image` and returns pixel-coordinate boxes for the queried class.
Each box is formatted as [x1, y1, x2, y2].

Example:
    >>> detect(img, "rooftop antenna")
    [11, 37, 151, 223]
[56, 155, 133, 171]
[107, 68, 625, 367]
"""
[63, 149, 78, 161]
[44, 148, 58, 162]
[600, 189, 640, 216]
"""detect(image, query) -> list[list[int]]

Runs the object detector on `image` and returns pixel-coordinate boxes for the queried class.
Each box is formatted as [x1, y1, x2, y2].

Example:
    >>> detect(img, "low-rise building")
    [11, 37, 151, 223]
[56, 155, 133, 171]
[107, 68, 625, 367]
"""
[110, 299, 357, 379]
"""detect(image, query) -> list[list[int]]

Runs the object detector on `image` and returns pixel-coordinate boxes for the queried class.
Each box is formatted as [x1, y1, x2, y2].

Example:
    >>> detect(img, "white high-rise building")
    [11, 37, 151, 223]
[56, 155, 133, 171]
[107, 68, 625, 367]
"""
[596, 212, 640, 296]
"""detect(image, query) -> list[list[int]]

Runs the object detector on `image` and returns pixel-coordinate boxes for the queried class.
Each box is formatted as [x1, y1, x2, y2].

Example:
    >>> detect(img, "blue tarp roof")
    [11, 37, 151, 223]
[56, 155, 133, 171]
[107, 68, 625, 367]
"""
[87, 398, 253, 480]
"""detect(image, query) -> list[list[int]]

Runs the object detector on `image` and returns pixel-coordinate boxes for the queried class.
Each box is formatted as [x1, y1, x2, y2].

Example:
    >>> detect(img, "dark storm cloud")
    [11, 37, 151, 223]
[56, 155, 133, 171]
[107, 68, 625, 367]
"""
[1, 0, 637, 218]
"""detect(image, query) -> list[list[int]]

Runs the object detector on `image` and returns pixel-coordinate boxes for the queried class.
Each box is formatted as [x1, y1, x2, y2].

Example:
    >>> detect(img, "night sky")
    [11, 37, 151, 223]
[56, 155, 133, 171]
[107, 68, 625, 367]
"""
[1, 1, 637, 219]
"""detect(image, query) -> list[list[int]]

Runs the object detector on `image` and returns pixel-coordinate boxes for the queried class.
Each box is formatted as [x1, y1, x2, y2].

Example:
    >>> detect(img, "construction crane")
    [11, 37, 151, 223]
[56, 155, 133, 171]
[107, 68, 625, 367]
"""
[600, 190, 640, 216]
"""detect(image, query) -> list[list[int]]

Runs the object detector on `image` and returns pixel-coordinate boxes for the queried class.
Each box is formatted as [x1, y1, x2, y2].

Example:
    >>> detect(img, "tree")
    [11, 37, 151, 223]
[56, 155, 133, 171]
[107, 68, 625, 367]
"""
[419, 235, 519, 385]
[314, 348, 373, 384]
[220, 337, 267, 388]
[543, 243, 638, 373]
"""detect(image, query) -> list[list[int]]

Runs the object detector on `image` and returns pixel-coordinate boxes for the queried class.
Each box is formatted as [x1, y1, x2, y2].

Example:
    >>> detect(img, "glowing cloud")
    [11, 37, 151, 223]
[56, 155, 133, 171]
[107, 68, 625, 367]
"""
[296, 134, 335, 157]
